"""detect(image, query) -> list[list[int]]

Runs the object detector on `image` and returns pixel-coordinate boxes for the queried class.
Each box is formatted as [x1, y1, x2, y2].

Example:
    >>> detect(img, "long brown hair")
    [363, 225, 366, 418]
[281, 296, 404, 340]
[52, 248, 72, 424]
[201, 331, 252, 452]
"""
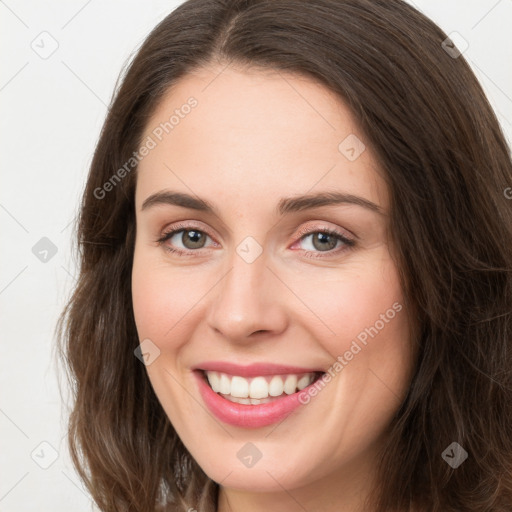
[56, 0, 512, 510]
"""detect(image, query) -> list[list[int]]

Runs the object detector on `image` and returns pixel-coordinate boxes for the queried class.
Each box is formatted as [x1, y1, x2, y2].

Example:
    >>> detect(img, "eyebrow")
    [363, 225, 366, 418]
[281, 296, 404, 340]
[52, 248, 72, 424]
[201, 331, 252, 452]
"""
[141, 190, 384, 216]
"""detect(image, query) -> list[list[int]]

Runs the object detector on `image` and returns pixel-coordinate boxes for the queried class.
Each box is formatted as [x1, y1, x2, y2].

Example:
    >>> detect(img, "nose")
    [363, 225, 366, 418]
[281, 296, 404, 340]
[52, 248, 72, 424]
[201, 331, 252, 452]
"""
[206, 247, 288, 342]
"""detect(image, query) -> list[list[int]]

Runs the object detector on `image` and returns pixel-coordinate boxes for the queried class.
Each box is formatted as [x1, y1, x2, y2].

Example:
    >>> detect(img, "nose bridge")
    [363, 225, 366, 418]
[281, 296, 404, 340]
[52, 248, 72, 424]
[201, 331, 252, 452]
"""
[206, 238, 286, 340]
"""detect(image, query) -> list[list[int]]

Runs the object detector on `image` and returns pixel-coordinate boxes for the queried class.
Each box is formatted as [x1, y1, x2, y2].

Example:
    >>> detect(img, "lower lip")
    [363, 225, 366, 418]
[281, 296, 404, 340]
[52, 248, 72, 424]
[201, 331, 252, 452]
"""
[194, 370, 319, 428]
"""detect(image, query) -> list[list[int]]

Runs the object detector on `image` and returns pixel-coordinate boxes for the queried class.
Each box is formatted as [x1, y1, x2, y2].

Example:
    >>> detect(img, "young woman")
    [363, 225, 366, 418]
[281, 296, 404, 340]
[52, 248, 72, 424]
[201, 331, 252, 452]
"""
[57, 0, 512, 510]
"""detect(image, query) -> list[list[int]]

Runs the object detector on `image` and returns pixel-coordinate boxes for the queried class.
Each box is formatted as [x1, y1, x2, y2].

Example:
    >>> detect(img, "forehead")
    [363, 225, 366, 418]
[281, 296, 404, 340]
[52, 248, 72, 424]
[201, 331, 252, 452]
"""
[135, 64, 388, 215]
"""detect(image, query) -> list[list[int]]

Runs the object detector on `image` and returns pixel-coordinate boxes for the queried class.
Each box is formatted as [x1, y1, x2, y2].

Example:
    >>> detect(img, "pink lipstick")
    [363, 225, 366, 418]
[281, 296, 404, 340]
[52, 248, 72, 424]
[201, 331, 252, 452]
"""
[193, 364, 324, 428]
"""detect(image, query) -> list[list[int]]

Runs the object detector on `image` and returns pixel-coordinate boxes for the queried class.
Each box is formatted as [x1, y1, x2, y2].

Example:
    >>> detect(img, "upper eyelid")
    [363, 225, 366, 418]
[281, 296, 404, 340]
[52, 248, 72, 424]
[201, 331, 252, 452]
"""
[159, 221, 215, 241]
[158, 222, 354, 248]
[160, 222, 345, 237]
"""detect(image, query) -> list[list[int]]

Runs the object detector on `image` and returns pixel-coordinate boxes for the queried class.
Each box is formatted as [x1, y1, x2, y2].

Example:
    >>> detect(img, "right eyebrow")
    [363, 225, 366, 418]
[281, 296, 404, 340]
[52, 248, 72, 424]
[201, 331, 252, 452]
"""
[141, 190, 214, 213]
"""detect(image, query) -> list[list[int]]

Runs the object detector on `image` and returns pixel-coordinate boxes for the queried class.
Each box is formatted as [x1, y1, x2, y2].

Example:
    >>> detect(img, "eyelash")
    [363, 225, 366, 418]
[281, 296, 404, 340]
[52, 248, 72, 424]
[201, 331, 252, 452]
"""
[156, 222, 356, 259]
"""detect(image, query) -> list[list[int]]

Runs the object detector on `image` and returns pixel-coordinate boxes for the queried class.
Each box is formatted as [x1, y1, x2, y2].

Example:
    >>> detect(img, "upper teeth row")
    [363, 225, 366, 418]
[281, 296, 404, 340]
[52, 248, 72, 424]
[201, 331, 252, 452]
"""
[205, 371, 316, 399]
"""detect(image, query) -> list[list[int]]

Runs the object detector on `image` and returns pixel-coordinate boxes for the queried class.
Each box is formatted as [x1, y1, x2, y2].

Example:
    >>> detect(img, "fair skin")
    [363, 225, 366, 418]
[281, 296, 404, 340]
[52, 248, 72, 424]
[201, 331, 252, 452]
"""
[131, 62, 416, 512]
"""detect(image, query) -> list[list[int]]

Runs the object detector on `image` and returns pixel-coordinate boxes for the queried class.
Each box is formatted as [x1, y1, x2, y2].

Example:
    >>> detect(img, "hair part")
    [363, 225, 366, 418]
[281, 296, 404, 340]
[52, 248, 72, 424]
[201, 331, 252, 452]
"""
[57, 0, 512, 510]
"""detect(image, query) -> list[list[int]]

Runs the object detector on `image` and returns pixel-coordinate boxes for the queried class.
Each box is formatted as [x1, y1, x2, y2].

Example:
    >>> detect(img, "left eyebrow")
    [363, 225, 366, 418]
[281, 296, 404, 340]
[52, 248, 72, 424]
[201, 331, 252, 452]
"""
[278, 191, 384, 216]
[141, 190, 385, 216]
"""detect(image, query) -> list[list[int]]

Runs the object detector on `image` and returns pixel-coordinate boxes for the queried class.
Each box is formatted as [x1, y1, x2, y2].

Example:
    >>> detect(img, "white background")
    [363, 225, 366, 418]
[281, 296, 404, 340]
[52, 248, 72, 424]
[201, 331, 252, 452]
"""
[1, 0, 511, 510]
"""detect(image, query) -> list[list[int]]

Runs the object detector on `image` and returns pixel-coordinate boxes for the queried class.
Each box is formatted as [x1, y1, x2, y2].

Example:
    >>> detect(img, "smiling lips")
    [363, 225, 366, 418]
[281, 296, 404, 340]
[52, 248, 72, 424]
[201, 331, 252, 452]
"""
[193, 361, 325, 427]
[204, 371, 318, 404]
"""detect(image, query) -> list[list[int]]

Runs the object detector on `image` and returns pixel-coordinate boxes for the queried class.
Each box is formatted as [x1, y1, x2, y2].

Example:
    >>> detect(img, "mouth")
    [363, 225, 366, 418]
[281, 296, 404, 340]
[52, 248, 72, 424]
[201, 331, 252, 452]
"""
[198, 369, 325, 405]
[193, 369, 326, 428]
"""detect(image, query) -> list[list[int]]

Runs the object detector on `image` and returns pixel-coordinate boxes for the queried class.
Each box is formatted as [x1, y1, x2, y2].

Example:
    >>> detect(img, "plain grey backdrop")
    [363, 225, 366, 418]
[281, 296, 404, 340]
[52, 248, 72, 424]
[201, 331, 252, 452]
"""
[1, 0, 511, 510]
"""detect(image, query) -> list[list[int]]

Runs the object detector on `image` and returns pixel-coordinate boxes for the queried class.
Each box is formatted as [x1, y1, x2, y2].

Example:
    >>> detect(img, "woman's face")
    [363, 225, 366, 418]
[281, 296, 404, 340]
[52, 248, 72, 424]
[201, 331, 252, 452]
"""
[132, 63, 416, 505]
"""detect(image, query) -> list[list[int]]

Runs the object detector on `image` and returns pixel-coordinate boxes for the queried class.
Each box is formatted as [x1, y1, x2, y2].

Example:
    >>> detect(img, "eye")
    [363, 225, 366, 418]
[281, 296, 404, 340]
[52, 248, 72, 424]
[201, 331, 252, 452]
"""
[156, 223, 356, 258]
[157, 222, 215, 256]
[292, 226, 356, 259]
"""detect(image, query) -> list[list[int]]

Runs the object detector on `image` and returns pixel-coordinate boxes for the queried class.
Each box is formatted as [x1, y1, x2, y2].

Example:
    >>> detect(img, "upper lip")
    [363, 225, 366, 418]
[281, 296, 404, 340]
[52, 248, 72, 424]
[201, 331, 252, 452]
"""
[194, 361, 324, 377]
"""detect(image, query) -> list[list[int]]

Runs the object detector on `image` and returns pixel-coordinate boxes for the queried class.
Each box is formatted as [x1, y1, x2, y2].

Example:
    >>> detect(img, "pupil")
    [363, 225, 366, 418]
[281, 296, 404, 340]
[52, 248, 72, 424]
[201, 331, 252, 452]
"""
[184, 230, 204, 248]
[313, 233, 336, 251]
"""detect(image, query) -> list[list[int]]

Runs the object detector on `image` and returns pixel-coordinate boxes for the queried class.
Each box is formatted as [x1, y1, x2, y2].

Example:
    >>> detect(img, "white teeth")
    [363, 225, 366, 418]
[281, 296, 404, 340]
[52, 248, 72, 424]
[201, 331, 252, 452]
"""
[283, 375, 298, 395]
[268, 375, 284, 397]
[219, 373, 231, 395]
[249, 377, 268, 399]
[297, 374, 311, 391]
[230, 376, 249, 398]
[204, 371, 317, 400]
[224, 395, 274, 405]
[207, 372, 220, 392]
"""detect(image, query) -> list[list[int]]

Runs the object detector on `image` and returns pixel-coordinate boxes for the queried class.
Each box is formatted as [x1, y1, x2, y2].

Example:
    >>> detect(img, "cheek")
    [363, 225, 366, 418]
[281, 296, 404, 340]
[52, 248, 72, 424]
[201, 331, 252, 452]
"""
[290, 252, 412, 400]
[291, 252, 404, 347]
[131, 244, 206, 344]
[132, 264, 167, 341]
[131, 249, 184, 348]
[131, 254, 197, 420]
